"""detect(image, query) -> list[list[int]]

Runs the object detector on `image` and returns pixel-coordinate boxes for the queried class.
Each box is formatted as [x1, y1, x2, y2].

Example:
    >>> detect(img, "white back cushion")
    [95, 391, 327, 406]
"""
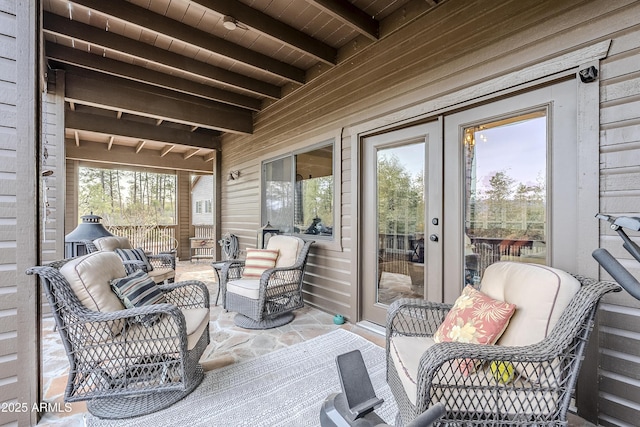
[94, 236, 132, 251]
[60, 251, 126, 313]
[266, 235, 304, 268]
[480, 262, 580, 347]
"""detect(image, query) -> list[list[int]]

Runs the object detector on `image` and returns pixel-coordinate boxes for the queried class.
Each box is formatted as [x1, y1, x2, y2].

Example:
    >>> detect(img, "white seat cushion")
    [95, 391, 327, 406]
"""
[479, 262, 580, 347]
[60, 251, 127, 338]
[227, 278, 261, 300]
[60, 251, 126, 313]
[390, 335, 436, 405]
[148, 267, 175, 284]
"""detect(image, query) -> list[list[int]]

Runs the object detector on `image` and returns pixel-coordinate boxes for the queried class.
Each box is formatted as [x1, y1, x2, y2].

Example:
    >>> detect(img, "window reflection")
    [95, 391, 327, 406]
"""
[262, 143, 334, 238]
[464, 112, 547, 285]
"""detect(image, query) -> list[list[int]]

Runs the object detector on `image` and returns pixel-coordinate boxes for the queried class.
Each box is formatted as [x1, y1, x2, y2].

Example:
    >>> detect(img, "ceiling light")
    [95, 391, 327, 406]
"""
[222, 16, 237, 31]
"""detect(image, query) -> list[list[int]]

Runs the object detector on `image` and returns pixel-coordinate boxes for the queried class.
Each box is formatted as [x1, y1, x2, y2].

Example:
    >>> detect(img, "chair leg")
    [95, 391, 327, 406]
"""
[233, 312, 294, 329]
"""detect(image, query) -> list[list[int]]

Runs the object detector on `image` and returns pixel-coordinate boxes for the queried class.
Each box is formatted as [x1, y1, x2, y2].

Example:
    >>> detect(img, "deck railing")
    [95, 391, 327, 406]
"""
[106, 225, 178, 254]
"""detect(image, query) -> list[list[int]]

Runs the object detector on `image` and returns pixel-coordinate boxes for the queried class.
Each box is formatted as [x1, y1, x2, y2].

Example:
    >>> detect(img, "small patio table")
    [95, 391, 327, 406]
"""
[211, 261, 225, 306]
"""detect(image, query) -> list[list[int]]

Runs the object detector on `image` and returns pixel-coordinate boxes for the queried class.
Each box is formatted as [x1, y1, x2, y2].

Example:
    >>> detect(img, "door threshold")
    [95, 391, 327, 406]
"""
[355, 320, 385, 336]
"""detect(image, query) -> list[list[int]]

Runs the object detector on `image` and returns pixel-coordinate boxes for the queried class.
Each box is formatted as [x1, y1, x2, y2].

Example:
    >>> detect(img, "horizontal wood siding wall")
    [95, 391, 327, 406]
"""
[41, 70, 65, 265]
[0, 1, 20, 422]
[2, 0, 39, 423]
[221, 0, 640, 327]
[597, 24, 640, 427]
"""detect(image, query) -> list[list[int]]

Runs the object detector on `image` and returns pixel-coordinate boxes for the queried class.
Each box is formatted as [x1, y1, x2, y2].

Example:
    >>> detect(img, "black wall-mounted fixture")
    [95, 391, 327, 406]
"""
[579, 66, 598, 83]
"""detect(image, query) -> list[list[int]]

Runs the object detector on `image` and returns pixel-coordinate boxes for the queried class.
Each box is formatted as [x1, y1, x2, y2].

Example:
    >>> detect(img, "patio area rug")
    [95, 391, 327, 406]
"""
[86, 329, 397, 427]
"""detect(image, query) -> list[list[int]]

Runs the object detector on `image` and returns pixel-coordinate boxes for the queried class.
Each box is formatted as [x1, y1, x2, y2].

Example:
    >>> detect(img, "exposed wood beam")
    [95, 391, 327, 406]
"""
[160, 145, 175, 157]
[191, 126, 199, 132]
[184, 149, 201, 160]
[69, 101, 75, 110]
[67, 0, 306, 83]
[74, 130, 80, 146]
[45, 42, 264, 109]
[66, 110, 222, 151]
[204, 152, 216, 162]
[308, 0, 378, 40]
[64, 71, 253, 134]
[107, 135, 114, 150]
[156, 119, 163, 126]
[135, 140, 145, 153]
[66, 139, 212, 173]
[116, 111, 123, 119]
[191, 0, 336, 65]
[43, 13, 280, 99]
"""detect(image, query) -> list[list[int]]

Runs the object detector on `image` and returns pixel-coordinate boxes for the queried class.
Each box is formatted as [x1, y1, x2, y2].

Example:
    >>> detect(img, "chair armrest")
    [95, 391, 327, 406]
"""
[219, 259, 246, 282]
[387, 298, 452, 339]
[158, 280, 210, 309]
[148, 253, 176, 270]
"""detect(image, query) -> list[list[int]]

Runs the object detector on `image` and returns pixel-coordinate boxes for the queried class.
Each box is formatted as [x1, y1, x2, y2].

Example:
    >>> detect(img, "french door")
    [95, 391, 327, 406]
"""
[442, 79, 577, 303]
[361, 121, 442, 325]
[360, 78, 577, 323]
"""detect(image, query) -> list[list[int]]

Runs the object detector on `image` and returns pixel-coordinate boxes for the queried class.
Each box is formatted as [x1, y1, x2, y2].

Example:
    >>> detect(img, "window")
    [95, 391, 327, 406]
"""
[204, 200, 212, 213]
[195, 201, 203, 214]
[262, 142, 334, 238]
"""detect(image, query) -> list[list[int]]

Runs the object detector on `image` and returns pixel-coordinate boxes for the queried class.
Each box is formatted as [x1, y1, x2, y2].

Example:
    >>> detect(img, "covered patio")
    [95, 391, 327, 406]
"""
[3, 0, 640, 426]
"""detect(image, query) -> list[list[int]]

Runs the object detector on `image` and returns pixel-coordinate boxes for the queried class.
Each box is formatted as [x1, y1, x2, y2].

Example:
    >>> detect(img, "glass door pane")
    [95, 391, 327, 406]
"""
[376, 143, 425, 305]
[463, 112, 548, 285]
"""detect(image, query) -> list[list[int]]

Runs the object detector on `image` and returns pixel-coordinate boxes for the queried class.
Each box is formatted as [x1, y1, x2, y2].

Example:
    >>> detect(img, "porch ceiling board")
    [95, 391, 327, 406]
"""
[46, 43, 262, 111]
[189, 0, 337, 65]
[66, 139, 214, 172]
[66, 0, 307, 83]
[307, 0, 379, 40]
[64, 70, 254, 134]
[65, 110, 221, 151]
[43, 12, 281, 99]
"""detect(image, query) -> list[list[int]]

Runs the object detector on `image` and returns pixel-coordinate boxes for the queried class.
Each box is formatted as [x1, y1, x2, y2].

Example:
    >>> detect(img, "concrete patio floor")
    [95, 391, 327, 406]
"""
[36, 260, 596, 426]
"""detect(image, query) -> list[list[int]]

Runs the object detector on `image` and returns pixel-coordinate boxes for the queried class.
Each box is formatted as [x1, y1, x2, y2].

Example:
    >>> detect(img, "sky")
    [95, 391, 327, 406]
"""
[374, 115, 547, 193]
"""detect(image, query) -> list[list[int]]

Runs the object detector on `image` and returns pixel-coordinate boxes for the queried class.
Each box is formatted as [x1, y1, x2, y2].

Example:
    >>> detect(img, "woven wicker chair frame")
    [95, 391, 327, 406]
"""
[219, 240, 314, 329]
[386, 275, 620, 427]
[27, 259, 210, 419]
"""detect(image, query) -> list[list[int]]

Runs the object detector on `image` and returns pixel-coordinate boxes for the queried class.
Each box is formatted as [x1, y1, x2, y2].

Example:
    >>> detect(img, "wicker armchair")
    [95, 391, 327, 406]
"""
[85, 235, 176, 284]
[27, 251, 210, 419]
[220, 235, 314, 329]
[386, 262, 620, 426]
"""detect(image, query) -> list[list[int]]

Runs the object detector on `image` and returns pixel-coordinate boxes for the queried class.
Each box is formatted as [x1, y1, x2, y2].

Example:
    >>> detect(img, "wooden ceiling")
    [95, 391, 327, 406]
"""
[43, 0, 444, 164]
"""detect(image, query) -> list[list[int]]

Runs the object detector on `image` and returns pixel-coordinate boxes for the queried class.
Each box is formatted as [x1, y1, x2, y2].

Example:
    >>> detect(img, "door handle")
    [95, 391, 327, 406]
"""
[429, 234, 439, 242]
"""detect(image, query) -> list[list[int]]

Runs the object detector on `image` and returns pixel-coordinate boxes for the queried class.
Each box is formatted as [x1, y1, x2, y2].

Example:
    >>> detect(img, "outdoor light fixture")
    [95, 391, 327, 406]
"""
[228, 170, 240, 180]
[222, 16, 238, 30]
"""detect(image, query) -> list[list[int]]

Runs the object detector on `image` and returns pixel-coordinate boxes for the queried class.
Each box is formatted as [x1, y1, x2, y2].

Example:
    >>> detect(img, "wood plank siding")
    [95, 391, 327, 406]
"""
[219, 1, 640, 424]
[1, 0, 40, 424]
[597, 25, 640, 427]
[41, 70, 65, 265]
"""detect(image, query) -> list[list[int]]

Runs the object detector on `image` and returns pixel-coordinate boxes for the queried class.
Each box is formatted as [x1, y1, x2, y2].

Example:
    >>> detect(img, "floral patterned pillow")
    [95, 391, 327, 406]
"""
[434, 285, 516, 375]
